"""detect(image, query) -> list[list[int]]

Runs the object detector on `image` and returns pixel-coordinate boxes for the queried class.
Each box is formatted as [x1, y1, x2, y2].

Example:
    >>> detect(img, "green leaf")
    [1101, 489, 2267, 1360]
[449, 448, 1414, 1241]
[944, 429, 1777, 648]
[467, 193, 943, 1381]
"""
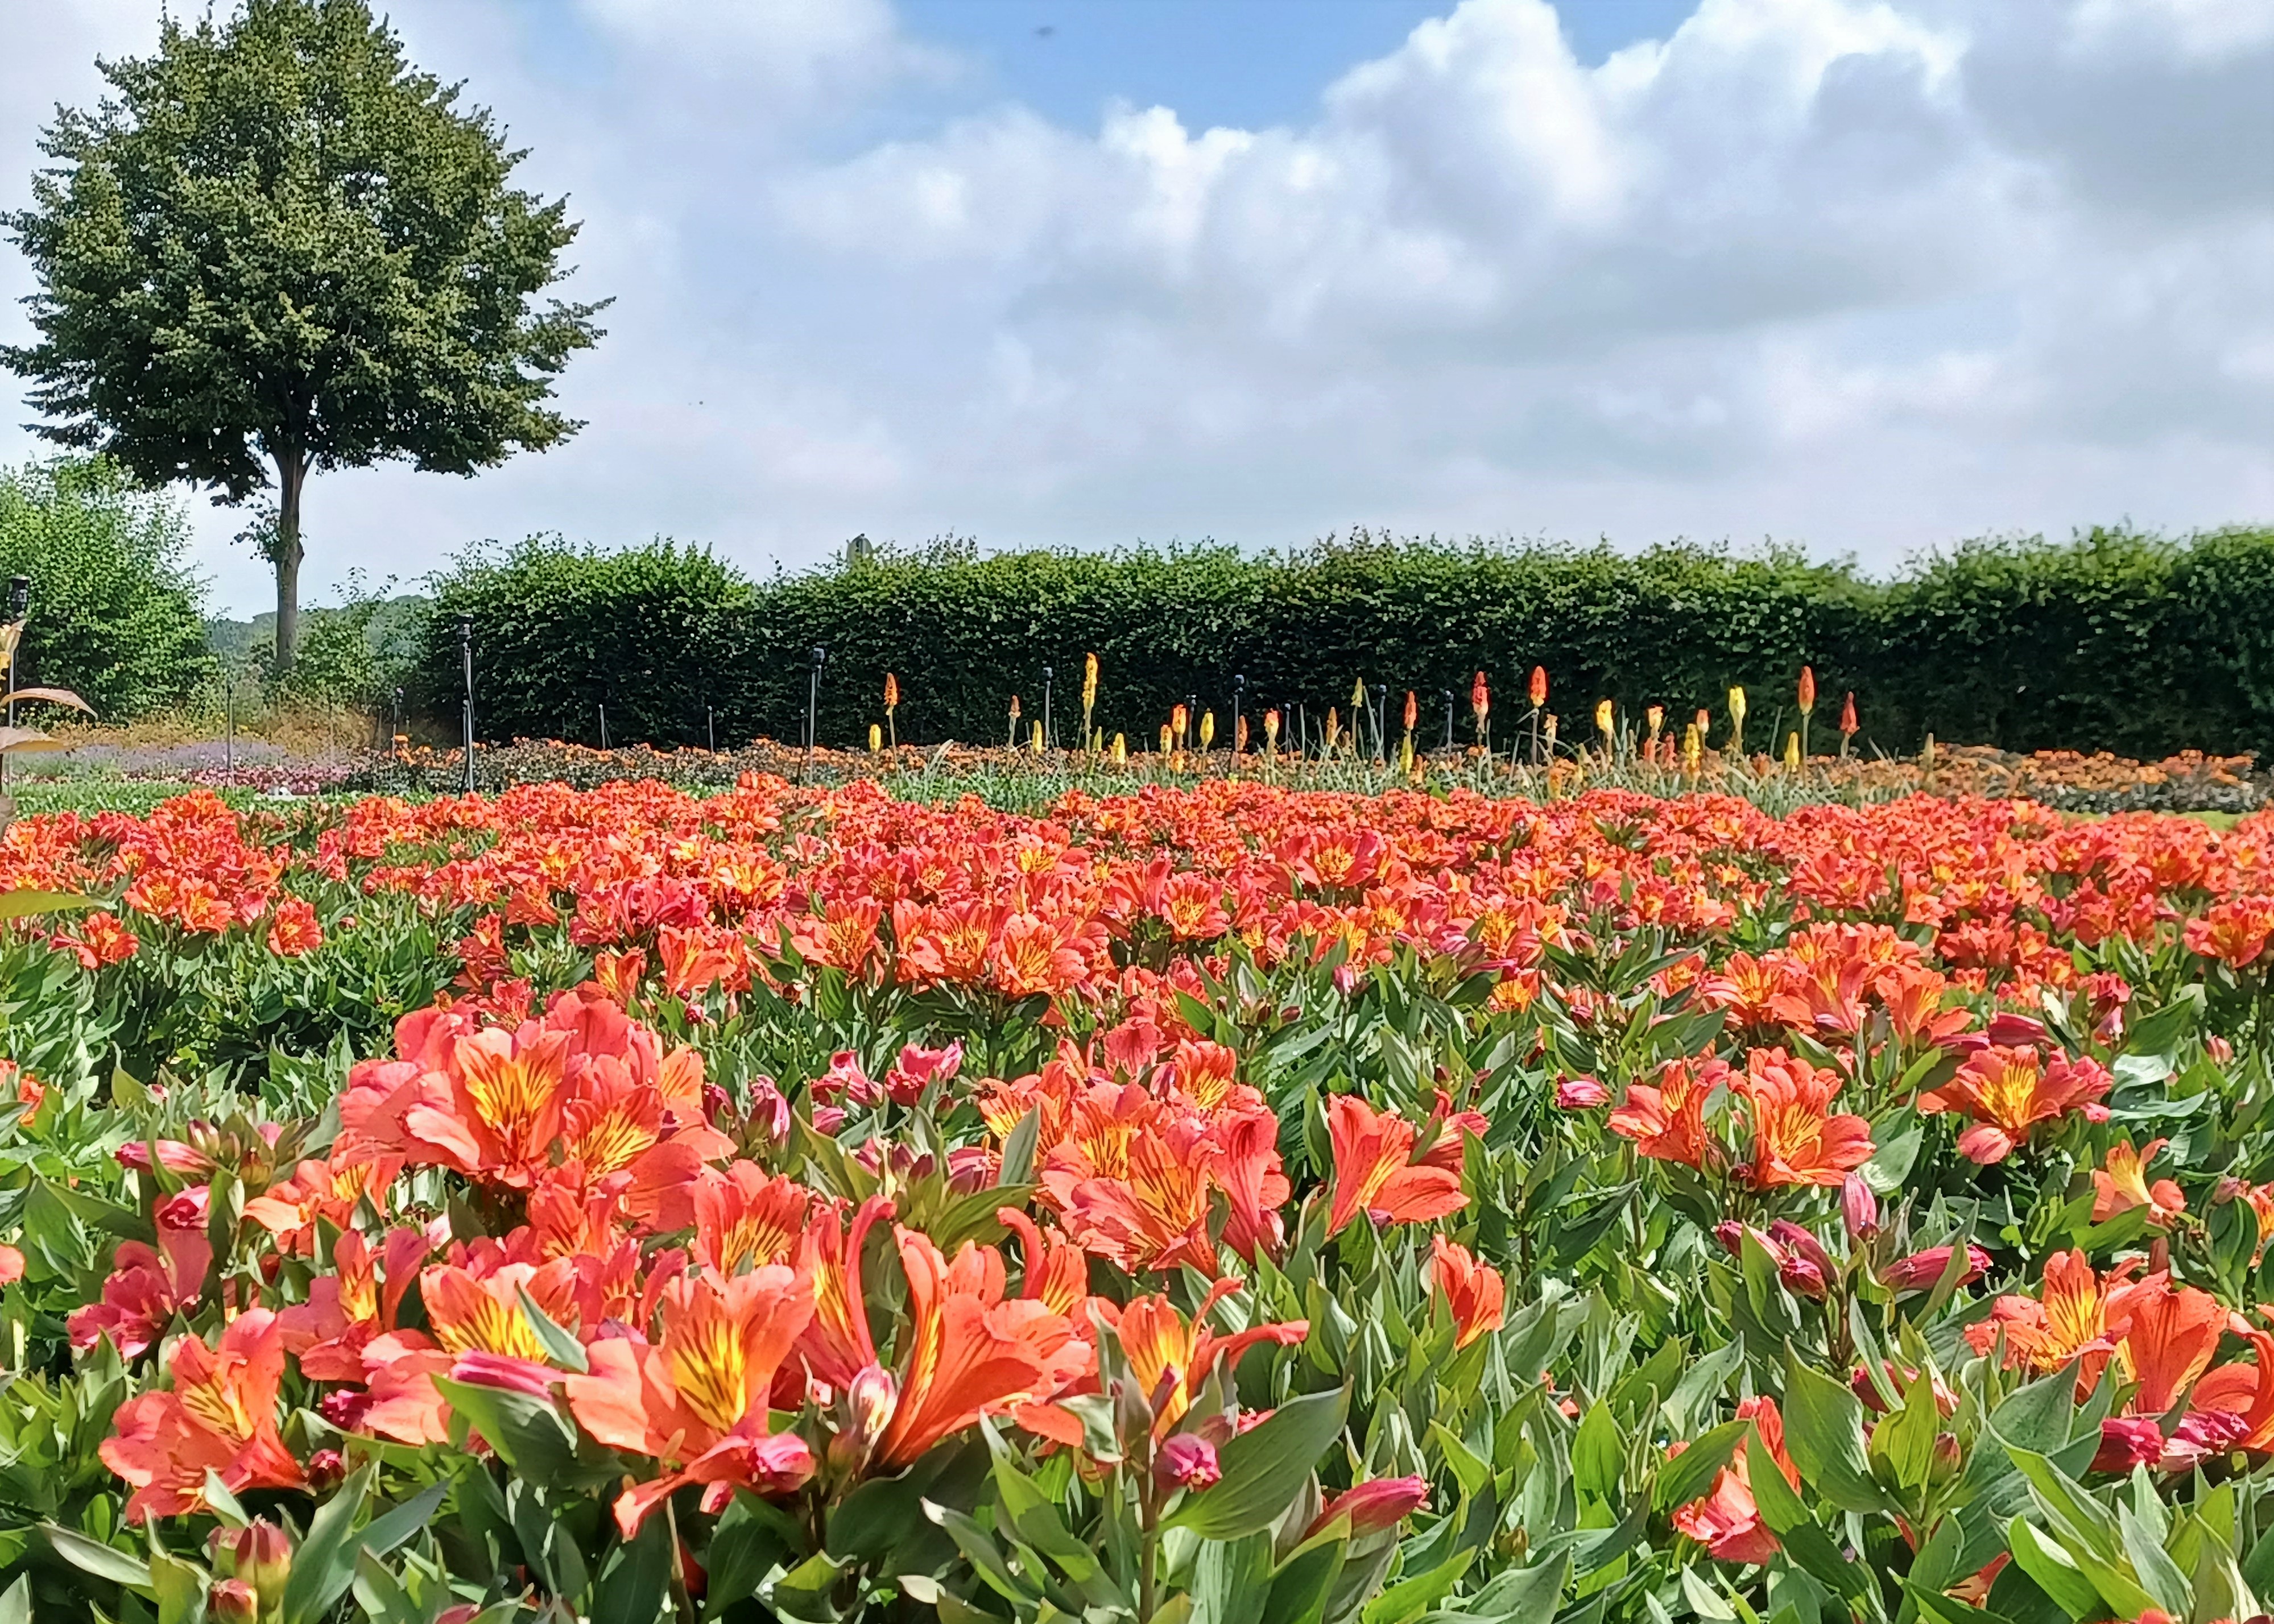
[0, 890, 93, 920]
[1652, 1418, 1748, 1513]
[359, 1478, 453, 1560]
[1571, 1401, 1623, 1503]
[2004, 1519, 2105, 1620]
[0, 1576, 28, 1624]
[43, 1523, 154, 1592]
[516, 1284, 590, 1374]
[1169, 1387, 1351, 1540]
[1781, 1350, 1893, 1514]
[283, 1463, 375, 1624]
[592, 1514, 673, 1624]
[1261, 1535, 1345, 1624]
[1743, 1435, 1868, 1598]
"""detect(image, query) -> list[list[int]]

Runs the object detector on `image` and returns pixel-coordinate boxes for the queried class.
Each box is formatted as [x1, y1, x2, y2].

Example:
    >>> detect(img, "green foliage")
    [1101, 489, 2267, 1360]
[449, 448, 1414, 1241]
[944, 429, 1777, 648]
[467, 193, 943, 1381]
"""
[414, 525, 2274, 759]
[0, 457, 212, 717]
[1, 0, 606, 668]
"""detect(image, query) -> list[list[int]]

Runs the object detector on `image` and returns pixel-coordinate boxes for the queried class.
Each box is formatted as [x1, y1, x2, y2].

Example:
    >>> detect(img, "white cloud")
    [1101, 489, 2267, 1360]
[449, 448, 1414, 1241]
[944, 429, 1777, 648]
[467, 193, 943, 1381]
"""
[0, 0, 2266, 614]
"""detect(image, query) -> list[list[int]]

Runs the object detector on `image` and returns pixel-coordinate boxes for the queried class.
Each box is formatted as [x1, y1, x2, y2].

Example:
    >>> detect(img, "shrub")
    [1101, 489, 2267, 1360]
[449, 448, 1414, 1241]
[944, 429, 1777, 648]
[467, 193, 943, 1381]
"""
[0, 457, 213, 716]
[410, 524, 2274, 759]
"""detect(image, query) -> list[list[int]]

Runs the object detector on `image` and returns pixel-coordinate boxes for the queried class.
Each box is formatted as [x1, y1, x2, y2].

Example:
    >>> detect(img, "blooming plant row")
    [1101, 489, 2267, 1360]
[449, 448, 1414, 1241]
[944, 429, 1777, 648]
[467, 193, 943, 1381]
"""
[0, 776, 2268, 1622]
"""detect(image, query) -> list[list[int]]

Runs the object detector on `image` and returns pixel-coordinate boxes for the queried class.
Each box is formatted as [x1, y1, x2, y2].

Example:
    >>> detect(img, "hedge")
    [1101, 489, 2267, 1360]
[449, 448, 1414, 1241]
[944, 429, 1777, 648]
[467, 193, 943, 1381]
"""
[407, 525, 2274, 761]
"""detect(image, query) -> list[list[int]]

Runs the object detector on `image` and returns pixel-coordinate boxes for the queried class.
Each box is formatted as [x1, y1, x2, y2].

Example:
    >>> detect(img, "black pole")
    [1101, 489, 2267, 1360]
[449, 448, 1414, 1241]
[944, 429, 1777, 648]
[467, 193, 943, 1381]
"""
[805, 645, 826, 779]
[1043, 665, 1053, 752]
[458, 614, 476, 796]
[706, 705, 716, 752]
[598, 703, 609, 751]
[1234, 674, 1245, 754]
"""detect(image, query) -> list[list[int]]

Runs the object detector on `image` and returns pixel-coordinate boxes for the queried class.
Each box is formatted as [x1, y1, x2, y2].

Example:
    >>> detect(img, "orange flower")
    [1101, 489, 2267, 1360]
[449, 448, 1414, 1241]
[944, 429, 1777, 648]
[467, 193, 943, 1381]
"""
[1324, 1095, 1467, 1236]
[1471, 672, 1489, 722]
[867, 1225, 1086, 1469]
[1111, 1278, 1306, 1435]
[1797, 666, 1816, 715]
[1528, 666, 1547, 709]
[1966, 1249, 2129, 1392]
[2112, 1274, 2226, 1416]
[565, 1265, 817, 1537]
[1733, 1049, 1872, 1190]
[1916, 1045, 2112, 1164]
[1838, 692, 1858, 736]
[1671, 1396, 1796, 1563]
[265, 897, 323, 956]
[1429, 1236, 1504, 1348]
[694, 1165, 814, 1275]
[101, 1310, 305, 1521]
[1608, 1056, 1725, 1171]
[2091, 1140, 2186, 1227]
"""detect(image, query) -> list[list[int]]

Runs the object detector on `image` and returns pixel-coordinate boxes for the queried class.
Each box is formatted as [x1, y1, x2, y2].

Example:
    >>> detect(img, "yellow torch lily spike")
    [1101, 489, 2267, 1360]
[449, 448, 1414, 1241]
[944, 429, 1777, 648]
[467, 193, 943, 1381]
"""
[868, 724, 881, 753]
[1082, 652, 1099, 732]
[1113, 732, 1127, 763]
[1683, 722, 1702, 774]
[1159, 724, 1172, 755]
[1031, 720, 1044, 754]
[1727, 686, 1747, 754]
[1200, 711, 1215, 751]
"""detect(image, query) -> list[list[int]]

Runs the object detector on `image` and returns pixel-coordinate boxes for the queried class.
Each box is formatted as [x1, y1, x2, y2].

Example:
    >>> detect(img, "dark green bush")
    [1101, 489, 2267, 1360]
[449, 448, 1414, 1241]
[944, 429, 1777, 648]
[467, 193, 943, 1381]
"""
[412, 524, 2274, 760]
[0, 456, 213, 716]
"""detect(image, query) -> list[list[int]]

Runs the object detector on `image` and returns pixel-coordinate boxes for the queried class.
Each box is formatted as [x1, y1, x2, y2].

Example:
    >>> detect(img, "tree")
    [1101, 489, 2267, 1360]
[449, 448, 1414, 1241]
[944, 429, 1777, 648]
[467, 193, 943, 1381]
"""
[1, 0, 605, 673]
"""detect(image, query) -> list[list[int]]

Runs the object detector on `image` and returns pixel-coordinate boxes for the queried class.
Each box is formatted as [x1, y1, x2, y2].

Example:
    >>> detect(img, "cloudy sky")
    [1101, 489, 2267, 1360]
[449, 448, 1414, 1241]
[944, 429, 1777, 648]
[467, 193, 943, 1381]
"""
[3, 0, 2270, 616]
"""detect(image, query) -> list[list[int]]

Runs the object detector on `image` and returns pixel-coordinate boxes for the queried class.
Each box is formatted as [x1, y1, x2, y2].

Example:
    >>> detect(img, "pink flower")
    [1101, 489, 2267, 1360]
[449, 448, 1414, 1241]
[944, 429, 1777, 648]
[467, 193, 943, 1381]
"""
[1156, 1435, 1222, 1492]
[1880, 1244, 1991, 1293]
[884, 1041, 965, 1105]
[1555, 1075, 1610, 1109]
[1842, 1174, 1879, 1241]
[1307, 1476, 1429, 1538]
[2091, 1416, 2164, 1473]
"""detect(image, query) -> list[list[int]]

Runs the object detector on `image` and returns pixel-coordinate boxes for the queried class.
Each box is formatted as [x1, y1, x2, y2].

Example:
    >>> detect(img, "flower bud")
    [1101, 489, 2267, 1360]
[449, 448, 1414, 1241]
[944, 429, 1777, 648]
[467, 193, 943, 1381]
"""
[305, 1448, 346, 1492]
[211, 1580, 260, 1624]
[213, 1520, 291, 1616]
[1308, 1476, 1429, 1539]
[1155, 1434, 1222, 1492]
[1983, 1012, 2048, 1048]
[1841, 1174, 1879, 1241]
[1554, 1075, 1609, 1109]
[846, 1363, 898, 1448]
[1929, 1431, 1963, 1484]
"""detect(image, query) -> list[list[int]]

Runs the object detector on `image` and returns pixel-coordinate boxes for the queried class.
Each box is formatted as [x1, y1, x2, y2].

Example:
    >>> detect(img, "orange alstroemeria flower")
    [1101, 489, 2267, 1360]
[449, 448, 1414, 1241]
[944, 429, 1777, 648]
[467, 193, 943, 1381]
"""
[2091, 1140, 2187, 1227]
[1732, 1049, 1873, 1190]
[1671, 1396, 1797, 1564]
[101, 1309, 305, 1521]
[1110, 1277, 1307, 1435]
[694, 1165, 815, 1276]
[355, 1258, 584, 1445]
[278, 1227, 431, 1381]
[1966, 1250, 2131, 1394]
[1916, 1045, 2112, 1164]
[564, 1265, 818, 1538]
[2112, 1274, 2227, 1417]
[1429, 1236, 1505, 1348]
[1608, 1056, 1726, 1171]
[867, 1225, 1089, 1469]
[1324, 1095, 1467, 1236]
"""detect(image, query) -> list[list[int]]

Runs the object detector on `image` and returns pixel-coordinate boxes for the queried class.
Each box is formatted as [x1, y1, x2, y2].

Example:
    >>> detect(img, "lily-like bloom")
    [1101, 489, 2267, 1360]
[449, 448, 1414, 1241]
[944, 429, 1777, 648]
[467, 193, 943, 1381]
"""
[693, 1165, 814, 1275]
[101, 1310, 305, 1521]
[2190, 1328, 2274, 1453]
[564, 1265, 818, 1538]
[278, 1226, 430, 1381]
[1671, 1397, 1797, 1564]
[868, 1226, 1088, 1469]
[1965, 1250, 2129, 1391]
[1916, 1045, 2112, 1164]
[1324, 1095, 1467, 1237]
[1732, 1049, 1873, 1190]
[1111, 1278, 1308, 1435]
[1428, 1236, 1506, 1348]
[1608, 1057, 1725, 1171]
[2091, 1140, 2187, 1227]
[2112, 1274, 2226, 1417]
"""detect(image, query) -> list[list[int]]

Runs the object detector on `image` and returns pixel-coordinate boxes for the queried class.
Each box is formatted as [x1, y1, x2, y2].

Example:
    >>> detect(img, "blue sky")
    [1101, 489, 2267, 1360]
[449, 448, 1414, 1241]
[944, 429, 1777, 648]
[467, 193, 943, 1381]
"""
[4, 0, 2270, 616]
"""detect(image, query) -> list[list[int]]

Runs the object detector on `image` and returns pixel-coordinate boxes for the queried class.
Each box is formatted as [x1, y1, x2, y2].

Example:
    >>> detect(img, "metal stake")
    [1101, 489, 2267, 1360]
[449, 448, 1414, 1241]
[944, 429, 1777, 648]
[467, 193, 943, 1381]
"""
[1442, 690, 1456, 752]
[706, 705, 716, 752]
[599, 703, 609, 751]
[1233, 674, 1245, 754]
[1042, 666, 1053, 752]
[458, 614, 476, 796]
[1, 576, 25, 794]
[805, 645, 826, 780]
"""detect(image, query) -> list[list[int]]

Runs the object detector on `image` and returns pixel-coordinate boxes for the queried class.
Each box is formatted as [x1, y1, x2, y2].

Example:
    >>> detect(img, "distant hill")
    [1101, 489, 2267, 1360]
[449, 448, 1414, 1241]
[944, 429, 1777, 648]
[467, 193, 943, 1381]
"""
[206, 594, 431, 664]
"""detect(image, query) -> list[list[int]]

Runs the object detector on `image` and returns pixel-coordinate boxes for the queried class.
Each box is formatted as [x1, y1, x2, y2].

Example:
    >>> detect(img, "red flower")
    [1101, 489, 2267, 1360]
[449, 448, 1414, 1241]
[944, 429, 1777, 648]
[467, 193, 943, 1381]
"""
[1671, 1397, 1796, 1563]
[1429, 1236, 1505, 1347]
[1324, 1095, 1467, 1236]
[1607, 1056, 1723, 1171]
[1916, 1045, 2112, 1163]
[101, 1310, 305, 1521]
[1731, 1049, 1872, 1189]
[1307, 1476, 1429, 1539]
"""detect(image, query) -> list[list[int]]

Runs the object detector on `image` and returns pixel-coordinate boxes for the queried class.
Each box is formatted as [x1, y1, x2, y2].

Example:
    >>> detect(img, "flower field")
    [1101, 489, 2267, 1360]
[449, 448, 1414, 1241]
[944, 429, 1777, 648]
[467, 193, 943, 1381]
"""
[0, 775, 2272, 1622]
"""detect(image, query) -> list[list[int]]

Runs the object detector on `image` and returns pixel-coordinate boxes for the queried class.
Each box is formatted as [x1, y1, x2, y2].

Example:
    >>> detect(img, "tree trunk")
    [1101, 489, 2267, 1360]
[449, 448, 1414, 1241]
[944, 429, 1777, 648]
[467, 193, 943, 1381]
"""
[273, 454, 306, 677]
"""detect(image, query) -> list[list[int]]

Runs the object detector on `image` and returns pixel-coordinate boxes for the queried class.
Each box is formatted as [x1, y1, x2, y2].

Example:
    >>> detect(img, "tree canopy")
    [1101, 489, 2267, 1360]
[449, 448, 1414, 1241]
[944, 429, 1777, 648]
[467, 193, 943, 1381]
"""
[1, 0, 605, 669]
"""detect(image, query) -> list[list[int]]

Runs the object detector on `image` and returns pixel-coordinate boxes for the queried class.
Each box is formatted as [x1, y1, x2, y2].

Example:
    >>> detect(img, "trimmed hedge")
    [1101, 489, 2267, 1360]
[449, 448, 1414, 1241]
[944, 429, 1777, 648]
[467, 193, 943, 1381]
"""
[408, 526, 2274, 760]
